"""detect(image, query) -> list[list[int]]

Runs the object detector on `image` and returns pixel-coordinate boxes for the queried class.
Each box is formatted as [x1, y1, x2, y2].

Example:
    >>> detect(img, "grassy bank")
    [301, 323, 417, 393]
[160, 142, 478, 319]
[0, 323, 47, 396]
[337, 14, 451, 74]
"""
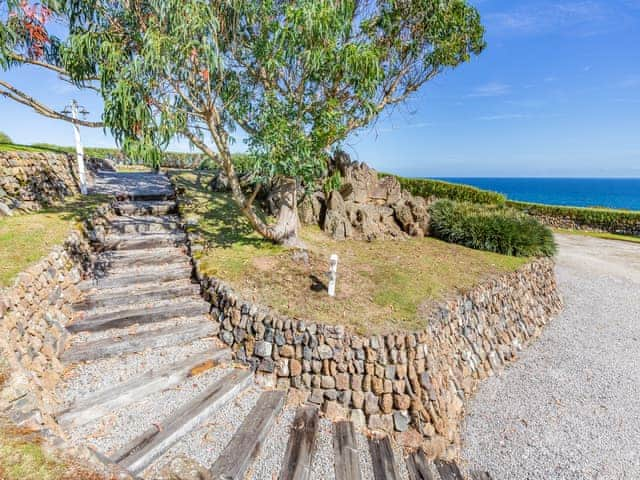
[0, 196, 105, 287]
[171, 171, 527, 334]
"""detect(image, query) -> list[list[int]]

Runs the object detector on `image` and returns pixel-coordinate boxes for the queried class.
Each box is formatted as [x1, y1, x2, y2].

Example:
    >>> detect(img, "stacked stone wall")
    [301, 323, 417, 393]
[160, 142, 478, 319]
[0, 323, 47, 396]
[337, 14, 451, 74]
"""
[530, 213, 640, 237]
[0, 230, 90, 432]
[195, 256, 562, 458]
[0, 151, 84, 214]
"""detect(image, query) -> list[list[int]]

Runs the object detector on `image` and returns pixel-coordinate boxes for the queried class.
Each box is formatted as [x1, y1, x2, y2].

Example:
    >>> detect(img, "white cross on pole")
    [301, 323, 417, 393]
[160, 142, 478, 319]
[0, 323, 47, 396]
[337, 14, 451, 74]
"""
[70, 100, 88, 194]
[328, 254, 338, 297]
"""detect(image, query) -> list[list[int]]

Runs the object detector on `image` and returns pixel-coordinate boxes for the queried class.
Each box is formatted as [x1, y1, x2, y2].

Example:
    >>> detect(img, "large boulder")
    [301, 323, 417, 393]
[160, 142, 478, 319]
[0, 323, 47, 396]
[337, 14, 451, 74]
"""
[299, 191, 325, 225]
[323, 191, 353, 240]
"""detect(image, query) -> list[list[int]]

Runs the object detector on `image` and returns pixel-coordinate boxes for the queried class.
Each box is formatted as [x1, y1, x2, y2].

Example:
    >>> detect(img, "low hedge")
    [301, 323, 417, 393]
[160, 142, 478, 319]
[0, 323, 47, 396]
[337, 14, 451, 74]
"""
[382, 174, 506, 205]
[429, 199, 556, 257]
[508, 200, 640, 232]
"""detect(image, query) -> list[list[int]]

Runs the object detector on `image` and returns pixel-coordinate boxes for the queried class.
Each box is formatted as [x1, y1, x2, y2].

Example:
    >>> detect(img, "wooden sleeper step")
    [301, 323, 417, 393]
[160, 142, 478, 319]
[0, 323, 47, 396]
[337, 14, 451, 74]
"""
[56, 348, 231, 427]
[74, 282, 200, 311]
[333, 421, 361, 480]
[78, 264, 192, 291]
[208, 390, 287, 480]
[278, 405, 319, 480]
[405, 449, 435, 480]
[61, 320, 216, 363]
[368, 435, 400, 480]
[67, 299, 210, 333]
[114, 368, 254, 475]
[98, 231, 186, 251]
[115, 201, 177, 216]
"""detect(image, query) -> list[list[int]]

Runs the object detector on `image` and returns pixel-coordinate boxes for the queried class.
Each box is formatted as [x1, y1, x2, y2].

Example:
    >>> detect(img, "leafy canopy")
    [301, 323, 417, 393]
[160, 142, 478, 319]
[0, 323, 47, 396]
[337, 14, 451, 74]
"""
[61, 0, 485, 178]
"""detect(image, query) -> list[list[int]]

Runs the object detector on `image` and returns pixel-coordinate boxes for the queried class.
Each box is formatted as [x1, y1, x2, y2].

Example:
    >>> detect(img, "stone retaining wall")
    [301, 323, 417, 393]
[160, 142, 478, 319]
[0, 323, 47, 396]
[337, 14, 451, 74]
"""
[195, 257, 562, 458]
[530, 213, 640, 237]
[0, 230, 91, 432]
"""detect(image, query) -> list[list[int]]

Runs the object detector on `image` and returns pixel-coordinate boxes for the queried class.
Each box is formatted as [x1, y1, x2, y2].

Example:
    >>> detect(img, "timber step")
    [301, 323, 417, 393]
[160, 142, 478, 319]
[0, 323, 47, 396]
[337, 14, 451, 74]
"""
[120, 191, 175, 202]
[368, 435, 400, 480]
[108, 215, 181, 234]
[74, 281, 200, 311]
[115, 200, 177, 216]
[97, 231, 186, 251]
[95, 246, 187, 268]
[56, 348, 231, 427]
[61, 320, 216, 363]
[114, 369, 254, 475]
[209, 390, 287, 479]
[67, 299, 210, 333]
[333, 421, 361, 480]
[434, 459, 465, 480]
[279, 405, 319, 480]
[78, 264, 192, 291]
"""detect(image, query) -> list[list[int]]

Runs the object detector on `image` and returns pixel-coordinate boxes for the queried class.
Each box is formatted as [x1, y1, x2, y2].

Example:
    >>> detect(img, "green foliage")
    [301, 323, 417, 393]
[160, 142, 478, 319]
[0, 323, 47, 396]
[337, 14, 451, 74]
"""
[387, 174, 506, 205]
[0, 132, 12, 143]
[429, 199, 556, 257]
[508, 200, 640, 232]
[61, 0, 485, 180]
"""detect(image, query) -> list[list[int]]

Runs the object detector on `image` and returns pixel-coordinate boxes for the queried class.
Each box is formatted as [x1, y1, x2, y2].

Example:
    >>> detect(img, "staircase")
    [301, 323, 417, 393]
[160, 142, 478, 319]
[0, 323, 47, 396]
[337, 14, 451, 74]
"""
[57, 171, 490, 480]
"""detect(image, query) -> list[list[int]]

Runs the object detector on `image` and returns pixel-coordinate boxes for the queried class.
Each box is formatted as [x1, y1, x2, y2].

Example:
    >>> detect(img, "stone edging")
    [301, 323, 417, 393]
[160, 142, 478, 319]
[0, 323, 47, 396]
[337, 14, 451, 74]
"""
[189, 242, 562, 458]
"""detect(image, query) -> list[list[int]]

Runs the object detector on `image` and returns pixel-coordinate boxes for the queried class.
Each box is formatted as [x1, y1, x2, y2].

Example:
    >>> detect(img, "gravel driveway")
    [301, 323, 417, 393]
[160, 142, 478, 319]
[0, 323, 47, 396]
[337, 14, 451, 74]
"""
[460, 233, 640, 480]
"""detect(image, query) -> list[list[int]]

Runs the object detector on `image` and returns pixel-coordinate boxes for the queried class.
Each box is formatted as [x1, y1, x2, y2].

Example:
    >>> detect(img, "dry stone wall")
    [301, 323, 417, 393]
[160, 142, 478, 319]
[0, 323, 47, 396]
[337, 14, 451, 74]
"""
[0, 230, 90, 433]
[195, 257, 562, 458]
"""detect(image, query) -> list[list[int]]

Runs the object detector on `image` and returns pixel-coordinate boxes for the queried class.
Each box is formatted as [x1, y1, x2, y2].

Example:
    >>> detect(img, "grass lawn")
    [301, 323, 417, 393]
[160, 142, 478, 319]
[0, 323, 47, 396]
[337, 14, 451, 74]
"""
[0, 196, 107, 287]
[172, 171, 528, 334]
[554, 228, 640, 245]
[0, 143, 62, 154]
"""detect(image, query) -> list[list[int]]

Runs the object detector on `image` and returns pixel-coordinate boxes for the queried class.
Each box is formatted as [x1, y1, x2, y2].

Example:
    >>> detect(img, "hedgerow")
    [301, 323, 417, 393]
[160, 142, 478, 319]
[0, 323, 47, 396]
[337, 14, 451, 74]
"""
[429, 199, 556, 257]
[382, 174, 506, 205]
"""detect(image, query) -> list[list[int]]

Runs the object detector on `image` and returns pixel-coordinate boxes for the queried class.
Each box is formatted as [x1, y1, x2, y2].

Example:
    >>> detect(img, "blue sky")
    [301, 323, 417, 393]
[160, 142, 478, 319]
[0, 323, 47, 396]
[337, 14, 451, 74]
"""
[1, 0, 639, 177]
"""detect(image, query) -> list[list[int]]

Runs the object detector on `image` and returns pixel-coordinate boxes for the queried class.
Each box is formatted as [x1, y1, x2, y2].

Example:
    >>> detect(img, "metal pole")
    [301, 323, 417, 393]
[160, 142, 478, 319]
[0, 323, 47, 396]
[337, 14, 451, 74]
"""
[71, 100, 88, 194]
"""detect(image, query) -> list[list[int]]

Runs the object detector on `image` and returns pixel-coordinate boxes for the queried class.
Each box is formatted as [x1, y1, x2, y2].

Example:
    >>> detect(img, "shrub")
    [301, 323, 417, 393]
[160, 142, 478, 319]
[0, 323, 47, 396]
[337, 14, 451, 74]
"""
[0, 131, 13, 143]
[429, 199, 556, 257]
[383, 174, 506, 205]
[508, 200, 640, 232]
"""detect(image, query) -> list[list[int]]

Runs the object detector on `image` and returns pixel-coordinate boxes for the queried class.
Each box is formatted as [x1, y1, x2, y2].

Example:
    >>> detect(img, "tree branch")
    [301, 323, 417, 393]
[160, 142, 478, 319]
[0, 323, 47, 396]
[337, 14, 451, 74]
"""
[0, 80, 104, 128]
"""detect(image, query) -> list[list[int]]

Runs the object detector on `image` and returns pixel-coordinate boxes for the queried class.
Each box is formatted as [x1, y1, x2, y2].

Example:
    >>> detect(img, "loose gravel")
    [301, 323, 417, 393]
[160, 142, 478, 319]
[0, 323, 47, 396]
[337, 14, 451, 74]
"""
[461, 234, 640, 480]
[311, 418, 337, 480]
[142, 385, 262, 479]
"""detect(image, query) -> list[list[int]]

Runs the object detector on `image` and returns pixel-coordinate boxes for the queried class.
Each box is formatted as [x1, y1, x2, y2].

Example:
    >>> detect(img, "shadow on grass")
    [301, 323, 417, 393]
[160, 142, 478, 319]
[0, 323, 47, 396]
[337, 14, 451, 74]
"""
[171, 171, 277, 251]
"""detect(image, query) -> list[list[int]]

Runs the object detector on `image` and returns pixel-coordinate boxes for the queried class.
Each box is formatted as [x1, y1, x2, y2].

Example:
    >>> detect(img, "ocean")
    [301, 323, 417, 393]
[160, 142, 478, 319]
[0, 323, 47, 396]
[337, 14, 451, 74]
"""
[437, 178, 640, 211]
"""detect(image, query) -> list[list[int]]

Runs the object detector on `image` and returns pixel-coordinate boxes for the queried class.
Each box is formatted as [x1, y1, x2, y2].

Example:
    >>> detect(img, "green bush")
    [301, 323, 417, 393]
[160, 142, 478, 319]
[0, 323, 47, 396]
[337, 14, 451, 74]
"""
[385, 174, 506, 205]
[0, 132, 12, 143]
[429, 199, 556, 257]
[508, 200, 640, 232]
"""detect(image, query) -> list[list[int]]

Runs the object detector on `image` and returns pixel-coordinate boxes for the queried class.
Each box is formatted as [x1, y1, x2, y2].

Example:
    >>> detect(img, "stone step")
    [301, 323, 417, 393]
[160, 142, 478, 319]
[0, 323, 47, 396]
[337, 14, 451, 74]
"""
[79, 264, 192, 291]
[56, 348, 231, 427]
[368, 435, 400, 480]
[61, 320, 216, 363]
[74, 281, 200, 311]
[97, 231, 186, 251]
[115, 200, 177, 216]
[113, 369, 254, 475]
[108, 215, 181, 234]
[67, 299, 210, 333]
[279, 405, 319, 480]
[333, 421, 361, 480]
[208, 389, 287, 480]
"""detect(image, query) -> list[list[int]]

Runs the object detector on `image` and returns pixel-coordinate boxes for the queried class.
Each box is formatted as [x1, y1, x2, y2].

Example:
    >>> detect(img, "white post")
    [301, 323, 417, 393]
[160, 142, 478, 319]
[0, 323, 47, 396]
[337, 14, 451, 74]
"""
[71, 100, 88, 194]
[328, 254, 338, 297]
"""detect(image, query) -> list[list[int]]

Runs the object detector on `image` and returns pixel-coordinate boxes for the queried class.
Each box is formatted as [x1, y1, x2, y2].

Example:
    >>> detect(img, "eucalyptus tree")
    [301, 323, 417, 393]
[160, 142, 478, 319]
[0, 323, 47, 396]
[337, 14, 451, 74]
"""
[66, 0, 485, 245]
[0, 0, 102, 127]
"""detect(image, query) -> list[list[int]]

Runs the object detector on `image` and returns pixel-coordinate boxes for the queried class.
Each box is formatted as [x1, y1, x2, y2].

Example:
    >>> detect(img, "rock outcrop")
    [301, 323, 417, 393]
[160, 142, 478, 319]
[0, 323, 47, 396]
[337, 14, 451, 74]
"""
[302, 152, 435, 240]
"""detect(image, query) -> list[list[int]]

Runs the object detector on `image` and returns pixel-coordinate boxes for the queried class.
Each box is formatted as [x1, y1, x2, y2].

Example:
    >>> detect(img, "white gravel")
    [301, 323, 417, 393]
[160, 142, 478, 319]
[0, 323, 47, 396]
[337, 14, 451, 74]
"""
[64, 363, 238, 456]
[58, 338, 218, 407]
[142, 385, 262, 478]
[243, 405, 296, 479]
[461, 234, 640, 480]
[311, 418, 337, 480]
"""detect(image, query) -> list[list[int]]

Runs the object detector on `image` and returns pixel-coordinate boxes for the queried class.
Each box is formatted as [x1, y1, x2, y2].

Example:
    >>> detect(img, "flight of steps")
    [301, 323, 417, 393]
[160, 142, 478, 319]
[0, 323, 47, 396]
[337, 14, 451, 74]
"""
[56, 172, 489, 480]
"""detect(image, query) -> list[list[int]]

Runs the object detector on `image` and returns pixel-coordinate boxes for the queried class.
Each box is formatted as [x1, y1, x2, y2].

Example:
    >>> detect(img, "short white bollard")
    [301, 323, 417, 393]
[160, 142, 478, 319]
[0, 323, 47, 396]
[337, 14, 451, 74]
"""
[328, 254, 338, 297]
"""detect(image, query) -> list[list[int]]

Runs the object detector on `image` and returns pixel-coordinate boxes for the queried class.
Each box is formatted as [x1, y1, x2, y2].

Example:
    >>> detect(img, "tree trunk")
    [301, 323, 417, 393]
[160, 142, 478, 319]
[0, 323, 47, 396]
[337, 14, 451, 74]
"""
[266, 178, 304, 248]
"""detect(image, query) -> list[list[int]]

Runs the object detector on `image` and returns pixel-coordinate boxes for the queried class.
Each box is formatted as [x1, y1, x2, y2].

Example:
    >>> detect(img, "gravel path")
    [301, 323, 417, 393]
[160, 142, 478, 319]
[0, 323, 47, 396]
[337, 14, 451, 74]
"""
[461, 233, 640, 480]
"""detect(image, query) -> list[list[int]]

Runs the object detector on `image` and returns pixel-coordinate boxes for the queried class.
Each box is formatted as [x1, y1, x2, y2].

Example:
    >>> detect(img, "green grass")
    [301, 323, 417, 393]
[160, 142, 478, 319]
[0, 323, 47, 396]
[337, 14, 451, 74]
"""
[0, 143, 64, 153]
[554, 228, 640, 244]
[0, 195, 106, 287]
[171, 170, 527, 334]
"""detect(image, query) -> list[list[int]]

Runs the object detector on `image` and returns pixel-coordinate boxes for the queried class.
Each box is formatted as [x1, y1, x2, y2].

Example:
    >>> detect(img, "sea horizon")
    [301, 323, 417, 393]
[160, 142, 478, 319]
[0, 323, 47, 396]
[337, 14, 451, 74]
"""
[431, 177, 640, 211]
